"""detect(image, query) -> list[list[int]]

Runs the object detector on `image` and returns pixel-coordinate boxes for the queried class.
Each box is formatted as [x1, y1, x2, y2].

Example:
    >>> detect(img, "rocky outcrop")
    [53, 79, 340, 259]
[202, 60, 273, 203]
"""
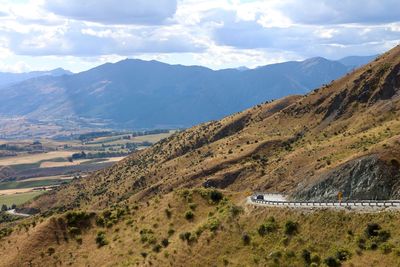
[293, 155, 400, 201]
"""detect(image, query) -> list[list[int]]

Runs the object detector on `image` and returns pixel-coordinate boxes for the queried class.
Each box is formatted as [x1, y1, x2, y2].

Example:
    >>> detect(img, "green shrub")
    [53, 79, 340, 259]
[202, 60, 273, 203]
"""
[95, 231, 108, 247]
[357, 237, 366, 249]
[301, 249, 311, 265]
[258, 217, 277, 236]
[96, 208, 126, 228]
[359, 223, 391, 250]
[197, 188, 224, 203]
[228, 204, 243, 217]
[167, 228, 175, 236]
[65, 211, 92, 228]
[140, 229, 156, 244]
[242, 233, 251, 245]
[323, 256, 340, 267]
[161, 238, 169, 247]
[179, 231, 196, 244]
[206, 217, 220, 232]
[165, 209, 172, 219]
[179, 232, 191, 241]
[152, 244, 162, 253]
[284, 220, 298, 235]
[335, 249, 351, 261]
[369, 242, 378, 250]
[0, 212, 19, 224]
[377, 230, 391, 242]
[365, 223, 380, 238]
[210, 190, 223, 203]
[380, 243, 394, 254]
[311, 253, 320, 264]
[75, 236, 83, 245]
[68, 226, 81, 236]
[47, 247, 55, 256]
[184, 210, 194, 221]
[0, 227, 12, 239]
[140, 252, 148, 258]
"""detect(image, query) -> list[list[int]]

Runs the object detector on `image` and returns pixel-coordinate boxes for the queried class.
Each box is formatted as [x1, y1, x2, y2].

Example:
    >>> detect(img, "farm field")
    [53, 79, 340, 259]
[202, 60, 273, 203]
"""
[0, 130, 174, 208]
[0, 191, 44, 207]
[0, 151, 78, 166]
[0, 178, 70, 190]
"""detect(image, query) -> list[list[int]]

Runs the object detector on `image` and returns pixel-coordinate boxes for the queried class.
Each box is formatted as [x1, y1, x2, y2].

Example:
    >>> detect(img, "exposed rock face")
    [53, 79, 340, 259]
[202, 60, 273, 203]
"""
[293, 155, 400, 201]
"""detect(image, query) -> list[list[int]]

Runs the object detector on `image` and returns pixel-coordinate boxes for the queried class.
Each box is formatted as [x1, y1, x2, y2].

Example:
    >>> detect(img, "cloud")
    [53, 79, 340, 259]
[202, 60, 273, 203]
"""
[0, 0, 399, 72]
[209, 8, 400, 59]
[44, 0, 177, 25]
[7, 22, 206, 56]
[0, 61, 30, 73]
[281, 0, 400, 25]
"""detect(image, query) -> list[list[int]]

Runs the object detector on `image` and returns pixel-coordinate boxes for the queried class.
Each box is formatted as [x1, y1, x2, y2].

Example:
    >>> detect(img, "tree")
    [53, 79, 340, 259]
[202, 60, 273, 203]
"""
[1, 204, 8, 211]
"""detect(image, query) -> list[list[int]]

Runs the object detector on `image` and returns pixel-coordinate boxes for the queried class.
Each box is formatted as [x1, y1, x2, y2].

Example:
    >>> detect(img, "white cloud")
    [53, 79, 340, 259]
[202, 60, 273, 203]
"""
[0, 0, 398, 72]
[44, 0, 177, 25]
[279, 0, 400, 25]
[0, 61, 30, 73]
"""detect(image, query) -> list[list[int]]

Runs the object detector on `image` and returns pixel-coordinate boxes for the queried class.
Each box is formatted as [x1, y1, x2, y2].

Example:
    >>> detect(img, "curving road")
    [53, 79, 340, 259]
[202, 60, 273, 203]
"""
[6, 209, 31, 217]
[248, 193, 400, 210]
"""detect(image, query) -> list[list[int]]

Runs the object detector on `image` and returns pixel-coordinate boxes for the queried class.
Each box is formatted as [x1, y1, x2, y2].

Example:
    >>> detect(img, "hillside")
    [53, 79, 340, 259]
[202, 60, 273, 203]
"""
[0, 46, 399, 266]
[0, 57, 361, 130]
[25, 45, 400, 211]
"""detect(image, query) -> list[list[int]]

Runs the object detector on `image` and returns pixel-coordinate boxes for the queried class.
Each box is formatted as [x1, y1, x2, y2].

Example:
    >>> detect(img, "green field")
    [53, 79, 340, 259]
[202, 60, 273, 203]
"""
[0, 179, 70, 190]
[0, 191, 44, 207]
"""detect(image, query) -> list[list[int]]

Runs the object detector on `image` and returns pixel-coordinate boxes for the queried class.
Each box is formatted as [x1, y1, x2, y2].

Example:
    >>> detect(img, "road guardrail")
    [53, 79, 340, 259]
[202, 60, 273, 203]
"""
[250, 195, 400, 208]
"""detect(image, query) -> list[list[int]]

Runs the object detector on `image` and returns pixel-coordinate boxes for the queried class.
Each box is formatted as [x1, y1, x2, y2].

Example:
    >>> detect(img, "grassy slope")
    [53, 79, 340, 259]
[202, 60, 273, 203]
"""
[25, 45, 400, 212]
[1, 190, 400, 266]
[1, 45, 400, 266]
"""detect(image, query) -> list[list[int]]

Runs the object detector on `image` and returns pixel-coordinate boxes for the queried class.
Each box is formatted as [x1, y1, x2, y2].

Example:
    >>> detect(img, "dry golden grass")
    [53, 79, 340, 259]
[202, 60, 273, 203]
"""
[2, 46, 400, 266]
[0, 188, 38, 195]
[0, 151, 76, 166]
[2, 190, 400, 266]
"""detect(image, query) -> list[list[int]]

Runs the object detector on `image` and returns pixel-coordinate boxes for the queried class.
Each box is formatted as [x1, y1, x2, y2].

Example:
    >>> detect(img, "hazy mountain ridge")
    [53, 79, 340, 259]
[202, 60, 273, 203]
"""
[0, 68, 72, 88]
[0, 55, 374, 130]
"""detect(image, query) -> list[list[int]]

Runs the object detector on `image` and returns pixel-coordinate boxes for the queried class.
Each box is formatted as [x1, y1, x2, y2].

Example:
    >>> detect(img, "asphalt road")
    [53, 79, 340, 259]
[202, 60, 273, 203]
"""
[6, 209, 31, 217]
[249, 193, 400, 210]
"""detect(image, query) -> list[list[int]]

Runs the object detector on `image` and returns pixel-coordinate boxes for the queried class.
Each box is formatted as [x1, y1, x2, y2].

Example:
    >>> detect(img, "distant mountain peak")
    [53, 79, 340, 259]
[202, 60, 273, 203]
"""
[301, 57, 331, 66]
[236, 66, 250, 71]
[45, 68, 73, 76]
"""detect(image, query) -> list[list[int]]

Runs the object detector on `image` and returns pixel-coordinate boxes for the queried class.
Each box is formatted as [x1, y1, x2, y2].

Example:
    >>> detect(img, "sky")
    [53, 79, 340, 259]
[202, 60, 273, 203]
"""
[0, 0, 399, 73]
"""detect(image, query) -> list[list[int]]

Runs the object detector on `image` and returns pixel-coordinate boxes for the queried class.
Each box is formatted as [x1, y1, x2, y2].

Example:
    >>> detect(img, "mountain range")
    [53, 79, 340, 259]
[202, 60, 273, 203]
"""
[0, 68, 72, 88]
[0, 55, 376, 130]
[0, 46, 398, 266]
